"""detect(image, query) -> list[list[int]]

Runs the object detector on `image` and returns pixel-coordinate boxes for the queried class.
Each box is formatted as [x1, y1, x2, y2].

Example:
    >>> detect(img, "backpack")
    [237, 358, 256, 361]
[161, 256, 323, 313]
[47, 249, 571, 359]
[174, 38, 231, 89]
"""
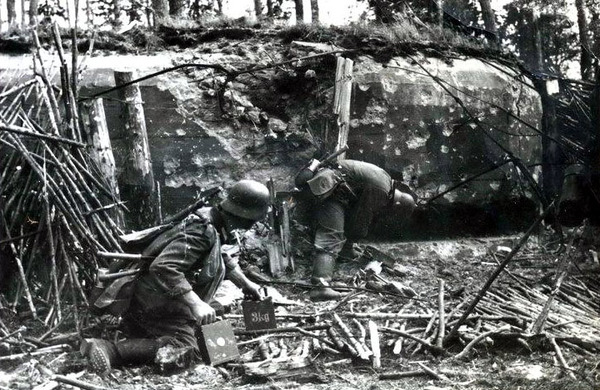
[90, 223, 174, 317]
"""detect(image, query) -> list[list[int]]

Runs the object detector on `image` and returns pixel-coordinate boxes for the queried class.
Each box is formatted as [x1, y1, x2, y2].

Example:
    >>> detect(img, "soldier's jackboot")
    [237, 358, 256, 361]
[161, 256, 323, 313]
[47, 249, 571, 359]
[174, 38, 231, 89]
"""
[81, 338, 118, 374]
[115, 338, 159, 366]
[309, 253, 346, 301]
[337, 241, 361, 263]
[82, 338, 158, 374]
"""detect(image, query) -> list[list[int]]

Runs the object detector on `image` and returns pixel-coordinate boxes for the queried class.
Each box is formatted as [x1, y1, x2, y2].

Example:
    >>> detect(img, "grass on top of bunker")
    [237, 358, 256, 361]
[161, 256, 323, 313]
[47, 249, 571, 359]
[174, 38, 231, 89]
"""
[2, 232, 600, 390]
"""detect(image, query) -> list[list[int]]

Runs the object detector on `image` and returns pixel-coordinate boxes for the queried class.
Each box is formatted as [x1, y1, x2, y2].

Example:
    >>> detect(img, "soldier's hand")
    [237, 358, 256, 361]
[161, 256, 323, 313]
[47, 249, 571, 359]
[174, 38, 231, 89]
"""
[190, 300, 217, 325]
[243, 281, 264, 301]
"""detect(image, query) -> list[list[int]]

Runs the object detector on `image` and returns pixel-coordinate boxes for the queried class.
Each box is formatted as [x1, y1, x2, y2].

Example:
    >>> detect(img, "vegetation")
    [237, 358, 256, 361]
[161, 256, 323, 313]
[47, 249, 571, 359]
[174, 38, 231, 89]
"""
[1, 0, 598, 80]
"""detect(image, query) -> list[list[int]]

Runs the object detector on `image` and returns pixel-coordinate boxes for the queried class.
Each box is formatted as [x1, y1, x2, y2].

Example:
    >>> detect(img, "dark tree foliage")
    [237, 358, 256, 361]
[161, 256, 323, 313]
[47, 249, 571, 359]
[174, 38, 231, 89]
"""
[364, 0, 479, 26]
[499, 0, 578, 75]
[38, 0, 67, 22]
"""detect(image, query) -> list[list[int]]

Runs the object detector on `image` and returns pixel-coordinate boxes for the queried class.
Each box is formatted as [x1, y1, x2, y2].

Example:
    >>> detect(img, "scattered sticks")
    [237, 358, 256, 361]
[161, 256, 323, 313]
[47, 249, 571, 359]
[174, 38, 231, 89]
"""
[444, 200, 557, 343]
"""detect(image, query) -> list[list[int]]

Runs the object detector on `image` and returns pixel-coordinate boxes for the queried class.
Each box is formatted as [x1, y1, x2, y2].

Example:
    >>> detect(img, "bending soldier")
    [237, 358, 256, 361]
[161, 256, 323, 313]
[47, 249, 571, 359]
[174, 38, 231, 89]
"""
[83, 180, 270, 373]
[296, 159, 416, 301]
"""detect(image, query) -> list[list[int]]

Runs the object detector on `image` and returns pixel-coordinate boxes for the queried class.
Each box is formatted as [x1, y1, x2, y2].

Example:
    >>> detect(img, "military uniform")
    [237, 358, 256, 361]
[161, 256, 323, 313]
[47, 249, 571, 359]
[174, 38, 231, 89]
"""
[121, 207, 236, 359]
[304, 160, 415, 301]
[84, 179, 270, 373]
[310, 160, 397, 256]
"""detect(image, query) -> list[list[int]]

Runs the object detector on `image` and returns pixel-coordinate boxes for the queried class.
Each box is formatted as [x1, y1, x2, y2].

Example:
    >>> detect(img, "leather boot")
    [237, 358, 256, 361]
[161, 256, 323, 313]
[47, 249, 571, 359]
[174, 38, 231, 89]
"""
[309, 253, 345, 301]
[81, 338, 118, 374]
[115, 338, 159, 366]
[337, 241, 361, 263]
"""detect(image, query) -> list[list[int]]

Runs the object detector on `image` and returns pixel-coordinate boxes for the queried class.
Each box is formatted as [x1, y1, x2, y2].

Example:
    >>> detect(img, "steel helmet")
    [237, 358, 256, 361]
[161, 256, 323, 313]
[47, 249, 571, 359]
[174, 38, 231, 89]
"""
[220, 180, 270, 221]
[392, 189, 416, 216]
[307, 169, 342, 198]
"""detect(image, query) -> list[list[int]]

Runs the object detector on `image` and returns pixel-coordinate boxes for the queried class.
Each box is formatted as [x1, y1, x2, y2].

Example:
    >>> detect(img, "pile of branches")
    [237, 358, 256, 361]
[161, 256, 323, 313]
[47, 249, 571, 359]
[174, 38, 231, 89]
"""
[0, 25, 123, 332]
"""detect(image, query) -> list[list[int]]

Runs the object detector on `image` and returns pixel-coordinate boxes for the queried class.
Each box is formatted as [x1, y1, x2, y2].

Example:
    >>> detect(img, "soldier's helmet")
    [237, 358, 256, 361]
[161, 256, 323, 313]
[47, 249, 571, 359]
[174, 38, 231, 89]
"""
[220, 180, 270, 221]
[306, 169, 342, 198]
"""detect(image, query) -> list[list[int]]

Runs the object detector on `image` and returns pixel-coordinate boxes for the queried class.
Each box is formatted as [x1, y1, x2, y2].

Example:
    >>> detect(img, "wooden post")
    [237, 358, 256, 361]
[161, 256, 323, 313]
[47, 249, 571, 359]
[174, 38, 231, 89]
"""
[79, 98, 124, 227]
[368, 320, 381, 369]
[281, 200, 293, 272]
[333, 57, 353, 160]
[114, 70, 156, 230]
[267, 179, 290, 276]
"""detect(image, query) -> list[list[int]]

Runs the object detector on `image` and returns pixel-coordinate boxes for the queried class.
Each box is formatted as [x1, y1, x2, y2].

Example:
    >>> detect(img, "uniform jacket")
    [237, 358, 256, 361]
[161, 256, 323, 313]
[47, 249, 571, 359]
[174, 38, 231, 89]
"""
[131, 207, 236, 320]
[321, 160, 394, 239]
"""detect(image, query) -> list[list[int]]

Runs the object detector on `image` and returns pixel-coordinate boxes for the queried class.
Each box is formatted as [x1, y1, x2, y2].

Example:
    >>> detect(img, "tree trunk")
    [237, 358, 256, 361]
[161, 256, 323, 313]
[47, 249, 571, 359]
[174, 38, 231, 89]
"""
[575, 0, 592, 80]
[310, 0, 319, 23]
[152, 0, 169, 25]
[530, 9, 544, 72]
[21, 0, 26, 27]
[113, 0, 123, 26]
[86, 0, 91, 26]
[478, 0, 496, 33]
[169, 0, 187, 18]
[29, 0, 39, 25]
[594, 13, 600, 80]
[254, 0, 263, 18]
[266, 0, 273, 16]
[215, 0, 223, 14]
[7, 0, 17, 28]
[295, 0, 304, 24]
[436, 0, 443, 27]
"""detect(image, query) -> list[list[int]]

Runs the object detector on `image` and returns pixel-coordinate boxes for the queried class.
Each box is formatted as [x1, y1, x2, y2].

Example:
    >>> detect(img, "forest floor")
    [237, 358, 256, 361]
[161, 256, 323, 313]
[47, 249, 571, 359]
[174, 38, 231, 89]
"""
[2, 229, 600, 390]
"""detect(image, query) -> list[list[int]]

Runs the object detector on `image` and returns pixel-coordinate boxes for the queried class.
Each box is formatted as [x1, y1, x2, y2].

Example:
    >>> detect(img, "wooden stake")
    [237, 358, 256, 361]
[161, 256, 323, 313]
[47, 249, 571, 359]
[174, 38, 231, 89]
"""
[529, 243, 573, 334]
[31, 31, 61, 136]
[1, 210, 37, 319]
[416, 362, 451, 383]
[52, 22, 81, 142]
[114, 69, 156, 230]
[333, 57, 353, 160]
[381, 327, 446, 356]
[436, 279, 445, 348]
[550, 337, 577, 380]
[79, 98, 123, 227]
[368, 320, 381, 369]
[44, 203, 62, 321]
[333, 313, 371, 360]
